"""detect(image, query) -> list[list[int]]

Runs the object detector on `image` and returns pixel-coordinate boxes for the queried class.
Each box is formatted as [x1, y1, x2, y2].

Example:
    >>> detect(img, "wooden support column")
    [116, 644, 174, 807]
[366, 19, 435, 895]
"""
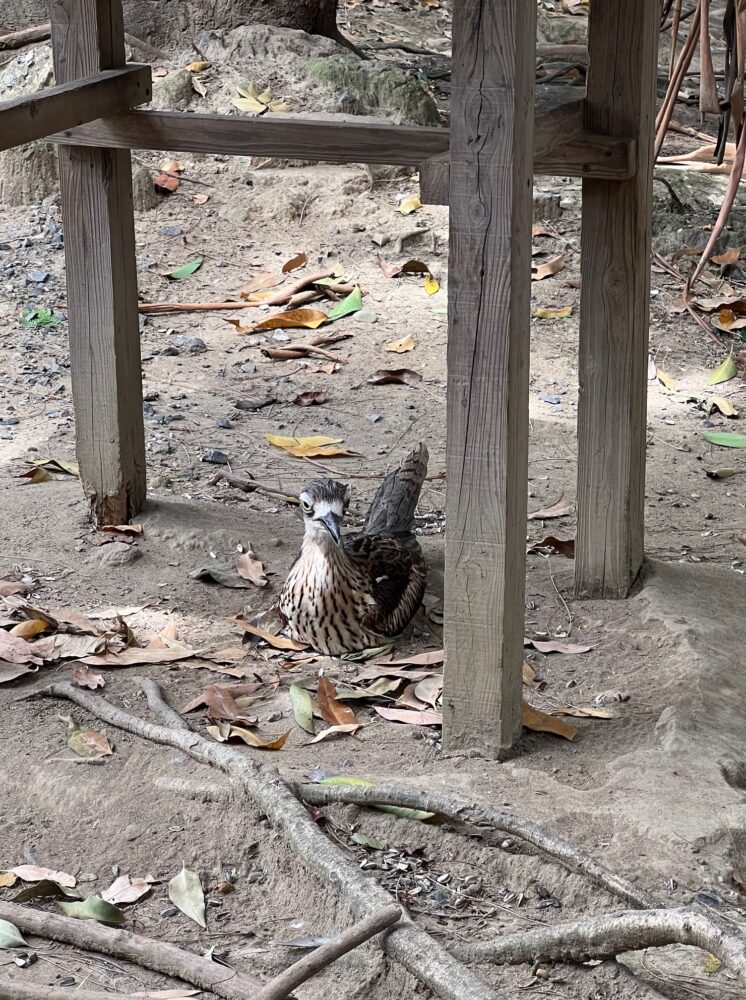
[50, 0, 146, 525]
[574, 0, 658, 598]
[442, 0, 535, 757]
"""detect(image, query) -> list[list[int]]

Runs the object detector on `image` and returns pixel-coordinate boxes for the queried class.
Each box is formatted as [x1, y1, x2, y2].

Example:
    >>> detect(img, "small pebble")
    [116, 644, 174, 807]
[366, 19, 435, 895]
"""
[240, 362, 257, 375]
[160, 906, 178, 918]
[367, 414, 382, 423]
[28, 270, 49, 283]
[0, 417, 19, 425]
[160, 225, 182, 237]
[172, 335, 207, 354]
[539, 394, 561, 405]
[267, 711, 283, 722]
[353, 309, 378, 324]
[215, 418, 232, 429]
[202, 448, 230, 465]
[158, 346, 179, 357]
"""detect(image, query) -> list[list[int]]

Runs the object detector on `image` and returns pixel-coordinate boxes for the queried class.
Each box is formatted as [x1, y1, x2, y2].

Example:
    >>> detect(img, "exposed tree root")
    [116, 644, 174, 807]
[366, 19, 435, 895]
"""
[449, 907, 746, 982]
[294, 782, 658, 910]
[0, 899, 263, 1000]
[0, 984, 125, 1000]
[36, 681, 503, 1000]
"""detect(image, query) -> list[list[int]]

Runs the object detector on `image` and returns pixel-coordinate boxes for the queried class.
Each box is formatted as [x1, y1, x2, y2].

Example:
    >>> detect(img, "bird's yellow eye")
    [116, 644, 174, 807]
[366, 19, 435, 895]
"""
[301, 500, 312, 514]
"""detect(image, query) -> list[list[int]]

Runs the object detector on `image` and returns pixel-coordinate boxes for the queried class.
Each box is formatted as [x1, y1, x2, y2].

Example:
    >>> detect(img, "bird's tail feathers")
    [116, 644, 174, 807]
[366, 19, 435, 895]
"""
[363, 443, 428, 537]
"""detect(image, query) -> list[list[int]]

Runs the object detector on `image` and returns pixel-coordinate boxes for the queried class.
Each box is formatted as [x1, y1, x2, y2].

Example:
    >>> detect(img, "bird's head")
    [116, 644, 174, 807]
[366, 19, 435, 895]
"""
[298, 479, 350, 547]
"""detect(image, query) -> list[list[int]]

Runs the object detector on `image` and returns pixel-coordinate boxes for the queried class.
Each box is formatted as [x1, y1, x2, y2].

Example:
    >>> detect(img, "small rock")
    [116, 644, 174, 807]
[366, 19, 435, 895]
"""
[367, 414, 382, 423]
[143, 390, 159, 402]
[354, 309, 378, 324]
[172, 335, 207, 353]
[160, 906, 179, 918]
[267, 711, 283, 722]
[99, 542, 142, 567]
[160, 225, 182, 237]
[151, 441, 172, 455]
[215, 418, 233, 429]
[28, 270, 49, 283]
[240, 362, 257, 375]
[0, 417, 19, 425]
[157, 346, 180, 357]
[539, 394, 561, 405]
[202, 448, 230, 465]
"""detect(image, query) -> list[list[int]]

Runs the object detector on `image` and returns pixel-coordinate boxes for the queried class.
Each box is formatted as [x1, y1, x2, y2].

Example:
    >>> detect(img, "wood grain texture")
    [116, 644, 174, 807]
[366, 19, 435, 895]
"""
[50, 101, 634, 177]
[0, 65, 150, 151]
[51, 0, 146, 525]
[441, 0, 535, 757]
[575, 0, 659, 599]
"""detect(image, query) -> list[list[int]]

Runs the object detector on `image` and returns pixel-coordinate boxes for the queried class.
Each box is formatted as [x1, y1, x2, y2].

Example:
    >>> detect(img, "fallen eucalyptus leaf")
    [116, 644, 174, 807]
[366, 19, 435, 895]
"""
[374, 706, 442, 726]
[0, 919, 27, 949]
[708, 355, 737, 386]
[522, 701, 577, 740]
[326, 286, 363, 321]
[101, 875, 154, 905]
[308, 723, 362, 743]
[162, 257, 203, 280]
[289, 683, 316, 734]
[282, 252, 308, 273]
[58, 896, 125, 926]
[385, 334, 415, 353]
[367, 368, 422, 386]
[702, 431, 746, 448]
[398, 195, 421, 214]
[168, 866, 206, 928]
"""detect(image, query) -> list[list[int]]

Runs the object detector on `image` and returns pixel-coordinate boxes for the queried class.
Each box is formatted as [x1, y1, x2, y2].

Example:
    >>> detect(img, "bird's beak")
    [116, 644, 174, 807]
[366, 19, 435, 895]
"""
[318, 512, 342, 546]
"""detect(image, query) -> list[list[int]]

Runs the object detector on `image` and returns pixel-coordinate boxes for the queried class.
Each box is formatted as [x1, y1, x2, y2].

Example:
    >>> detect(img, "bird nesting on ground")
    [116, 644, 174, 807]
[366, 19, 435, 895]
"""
[279, 443, 428, 655]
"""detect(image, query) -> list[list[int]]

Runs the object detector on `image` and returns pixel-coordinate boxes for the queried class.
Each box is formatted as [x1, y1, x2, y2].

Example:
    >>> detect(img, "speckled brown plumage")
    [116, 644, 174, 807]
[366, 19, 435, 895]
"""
[279, 444, 428, 655]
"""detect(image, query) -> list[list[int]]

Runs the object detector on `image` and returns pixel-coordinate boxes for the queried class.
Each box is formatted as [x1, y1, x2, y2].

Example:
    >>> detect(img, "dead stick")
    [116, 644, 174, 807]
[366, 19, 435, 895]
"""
[0, 899, 262, 1000]
[0, 23, 50, 50]
[35, 681, 501, 1000]
[206, 472, 299, 505]
[139, 300, 261, 314]
[0, 984, 125, 1000]
[449, 906, 746, 980]
[294, 783, 657, 910]
[255, 905, 402, 1000]
[261, 269, 336, 306]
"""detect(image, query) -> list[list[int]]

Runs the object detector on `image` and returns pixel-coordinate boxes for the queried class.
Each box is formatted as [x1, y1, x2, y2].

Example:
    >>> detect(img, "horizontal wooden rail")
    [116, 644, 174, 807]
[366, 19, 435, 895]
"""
[49, 89, 634, 180]
[0, 65, 151, 153]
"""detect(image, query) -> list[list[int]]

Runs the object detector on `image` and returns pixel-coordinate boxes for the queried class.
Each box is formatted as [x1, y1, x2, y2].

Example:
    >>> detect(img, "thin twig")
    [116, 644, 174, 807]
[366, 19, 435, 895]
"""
[206, 472, 299, 505]
[255, 905, 402, 1000]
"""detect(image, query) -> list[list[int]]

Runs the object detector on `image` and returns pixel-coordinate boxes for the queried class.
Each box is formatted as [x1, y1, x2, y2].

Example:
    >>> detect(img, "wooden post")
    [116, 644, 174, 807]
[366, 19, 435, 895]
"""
[575, 0, 658, 598]
[50, 0, 146, 525]
[442, 0, 535, 757]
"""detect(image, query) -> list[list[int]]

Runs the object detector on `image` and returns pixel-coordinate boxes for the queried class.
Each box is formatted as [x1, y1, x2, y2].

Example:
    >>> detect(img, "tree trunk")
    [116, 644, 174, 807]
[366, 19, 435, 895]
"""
[0, 0, 340, 48]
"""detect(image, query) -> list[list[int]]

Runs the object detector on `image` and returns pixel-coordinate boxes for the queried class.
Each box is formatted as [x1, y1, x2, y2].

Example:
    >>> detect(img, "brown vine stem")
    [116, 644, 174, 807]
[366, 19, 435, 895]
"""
[294, 782, 658, 910]
[35, 681, 503, 1000]
[449, 906, 746, 981]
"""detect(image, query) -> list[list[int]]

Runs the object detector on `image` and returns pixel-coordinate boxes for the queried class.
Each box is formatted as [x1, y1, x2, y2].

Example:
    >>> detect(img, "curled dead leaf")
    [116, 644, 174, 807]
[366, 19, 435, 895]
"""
[385, 335, 415, 353]
[293, 391, 327, 407]
[282, 252, 308, 273]
[317, 675, 358, 727]
[367, 368, 422, 386]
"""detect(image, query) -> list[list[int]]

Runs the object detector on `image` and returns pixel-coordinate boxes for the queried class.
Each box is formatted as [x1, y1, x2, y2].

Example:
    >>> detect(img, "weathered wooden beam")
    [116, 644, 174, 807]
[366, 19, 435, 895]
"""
[49, 101, 634, 178]
[574, 0, 659, 598]
[0, 65, 150, 152]
[419, 87, 635, 204]
[441, 0, 535, 757]
[51, 0, 146, 525]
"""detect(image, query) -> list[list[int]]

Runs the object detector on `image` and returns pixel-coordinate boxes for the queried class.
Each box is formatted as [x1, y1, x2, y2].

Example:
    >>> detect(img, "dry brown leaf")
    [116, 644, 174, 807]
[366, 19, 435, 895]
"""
[396, 683, 427, 711]
[385, 334, 415, 353]
[367, 369, 422, 386]
[524, 638, 592, 654]
[253, 308, 328, 332]
[531, 255, 565, 280]
[554, 704, 614, 719]
[0, 663, 38, 684]
[0, 872, 17, 887]
[526, 536, 575, 558]
[236, 548, 268, 587]
[528, 499, 574, 520]
[413, 675, 442, 707]
[185, 60, 210, 72]
[398, 195, 421, 214]
[282, 252, 308, 273]
[180, 681, 263, 715]
[308, 723, 362, 743]
[193, 193, 209, 205]
[101, 523, 143, 537]
[234, 618, 308, 651]
[532, 224, 560, 238]
[154, 172, 179, 194]
[207, 722, 290, 750]
[72, 666, 105, 689]
[711, 247, 741, 266]
[0, 631, 44, 665]
[375, 706, 442, 726]
[0, 579, 34, 597]
[293, 391, 327, 407]
[81, 647, 197, 667]
[522, 701, 577, 741]
[376, 649, 444, 667]
[239, 271, 284, 298]
[317, 675, 358, 726]
[264, 433, 359, 458]
[12, 865, 76, 887]
[102, 874, 154, 904]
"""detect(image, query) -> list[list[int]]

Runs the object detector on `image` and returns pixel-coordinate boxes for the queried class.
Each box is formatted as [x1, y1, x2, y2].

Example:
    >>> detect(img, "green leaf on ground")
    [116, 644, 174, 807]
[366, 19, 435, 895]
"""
[58, 896, 125, 926]
[702, 431, 746, 448]
[326, 286, 363, 321]
[162, 257, 203, 280]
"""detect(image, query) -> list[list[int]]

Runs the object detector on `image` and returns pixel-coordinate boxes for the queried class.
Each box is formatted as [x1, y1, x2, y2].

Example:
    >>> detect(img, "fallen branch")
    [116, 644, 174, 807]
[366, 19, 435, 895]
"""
[261, 332, 351, 363]
[206, 471, 299, 505]
[449, 906, 746, 981]
[0, 899, 263, 1000]
[259, 269, 336, 306]
[255, 905, 402, 1000]
[0, 23, 51, 50]
[295, 783, 657, 910]
[139, 300, 261, 314]
[0, 984, 126, 1000]
[35, 681, 502, 1000]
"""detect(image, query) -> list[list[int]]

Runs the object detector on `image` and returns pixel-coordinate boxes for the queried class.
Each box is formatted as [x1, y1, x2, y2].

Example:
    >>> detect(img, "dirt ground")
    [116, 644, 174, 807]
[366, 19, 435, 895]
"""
[1, 4, 746, 999]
